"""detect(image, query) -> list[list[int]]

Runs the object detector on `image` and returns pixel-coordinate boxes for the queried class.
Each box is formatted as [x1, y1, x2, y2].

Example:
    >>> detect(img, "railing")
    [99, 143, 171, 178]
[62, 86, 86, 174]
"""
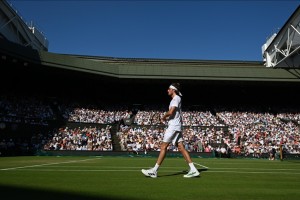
[5, 0, 49, 50]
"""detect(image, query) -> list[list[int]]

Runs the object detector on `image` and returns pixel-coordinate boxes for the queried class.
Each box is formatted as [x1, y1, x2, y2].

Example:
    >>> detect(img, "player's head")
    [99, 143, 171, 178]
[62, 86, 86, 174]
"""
[168, 83, 182, 97]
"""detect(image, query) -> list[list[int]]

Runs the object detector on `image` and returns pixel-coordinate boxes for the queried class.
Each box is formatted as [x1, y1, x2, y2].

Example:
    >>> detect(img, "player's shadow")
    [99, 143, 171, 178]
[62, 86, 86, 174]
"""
[159, 168, 208, 177]
[0, 184, 135, 200]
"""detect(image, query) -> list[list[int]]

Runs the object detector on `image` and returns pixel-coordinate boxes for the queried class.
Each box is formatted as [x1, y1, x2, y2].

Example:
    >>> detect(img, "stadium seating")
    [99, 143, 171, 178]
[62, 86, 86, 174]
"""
[0, 94, 299, 156]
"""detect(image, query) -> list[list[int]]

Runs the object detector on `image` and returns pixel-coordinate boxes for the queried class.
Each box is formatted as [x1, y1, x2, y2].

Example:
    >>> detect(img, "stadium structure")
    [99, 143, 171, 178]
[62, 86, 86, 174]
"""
[0, 0, 300, 159]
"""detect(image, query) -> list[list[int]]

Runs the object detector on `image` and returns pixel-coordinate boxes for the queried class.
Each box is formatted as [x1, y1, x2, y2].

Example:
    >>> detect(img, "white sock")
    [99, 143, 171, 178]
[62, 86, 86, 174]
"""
[189, 162, 197, 171]
[153, 163, 160, 171]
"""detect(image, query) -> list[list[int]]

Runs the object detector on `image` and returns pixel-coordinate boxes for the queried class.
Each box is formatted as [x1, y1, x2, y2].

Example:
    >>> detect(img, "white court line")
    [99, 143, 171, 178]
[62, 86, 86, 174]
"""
[5, 169, 300, 175]
[37, 166, 185, 169]
[205, 170, 300, 175]
[206, 167, 300, 171]
[21, 165, 300, 171]
[0, 157, 102, 171]
[193, 162, 209, 169]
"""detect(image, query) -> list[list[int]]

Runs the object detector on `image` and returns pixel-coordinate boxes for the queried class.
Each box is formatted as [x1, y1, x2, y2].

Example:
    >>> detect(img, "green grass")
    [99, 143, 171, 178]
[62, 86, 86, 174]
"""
[0, 156, 300, 200]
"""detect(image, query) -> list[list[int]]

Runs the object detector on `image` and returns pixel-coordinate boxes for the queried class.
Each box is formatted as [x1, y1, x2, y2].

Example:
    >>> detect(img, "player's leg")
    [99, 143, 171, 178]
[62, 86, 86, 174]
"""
[141, 142, 169, 178]
[141, 128, 174, 178]
[177, 142, 193, 163]
[175, 135, 200, 178]
[156, 142, 169, 165]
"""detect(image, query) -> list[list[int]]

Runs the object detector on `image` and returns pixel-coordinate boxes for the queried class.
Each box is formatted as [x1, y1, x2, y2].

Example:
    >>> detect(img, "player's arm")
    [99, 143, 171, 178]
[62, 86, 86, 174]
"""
[161, 106, 176, 122]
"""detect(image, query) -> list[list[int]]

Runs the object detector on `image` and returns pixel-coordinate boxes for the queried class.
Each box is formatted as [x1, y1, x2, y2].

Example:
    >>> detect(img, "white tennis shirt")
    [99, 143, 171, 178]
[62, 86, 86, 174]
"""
[168, 95, 182, 130]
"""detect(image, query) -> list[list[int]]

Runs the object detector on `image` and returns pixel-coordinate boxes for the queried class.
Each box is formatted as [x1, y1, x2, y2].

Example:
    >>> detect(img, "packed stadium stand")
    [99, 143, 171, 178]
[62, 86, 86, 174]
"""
[0, 0, 299, 159]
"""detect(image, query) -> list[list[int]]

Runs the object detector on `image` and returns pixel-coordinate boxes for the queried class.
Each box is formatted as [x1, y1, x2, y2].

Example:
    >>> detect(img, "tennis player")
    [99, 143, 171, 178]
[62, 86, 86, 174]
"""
[141, 83, 200, 178]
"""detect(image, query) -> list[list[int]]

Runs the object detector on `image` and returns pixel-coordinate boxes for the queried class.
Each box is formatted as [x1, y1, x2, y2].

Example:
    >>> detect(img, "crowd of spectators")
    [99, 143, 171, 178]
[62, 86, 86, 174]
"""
[0, 95, 299, 156]
[0, 137, 42, 156]
[277, 113, 300, 124]
[59, 102, 132, 124]
[43, 125, 112, 151]
[134, 110, 223, 126]
[118, 125, 227, 153]
[118, 106, 300, 156]
[0, 95, 54, 125]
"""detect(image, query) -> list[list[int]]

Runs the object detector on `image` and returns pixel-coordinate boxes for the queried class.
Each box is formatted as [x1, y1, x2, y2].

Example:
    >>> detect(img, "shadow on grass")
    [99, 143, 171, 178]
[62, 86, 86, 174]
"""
[0, 184, 134, 200]
[158, 168, 208, 177]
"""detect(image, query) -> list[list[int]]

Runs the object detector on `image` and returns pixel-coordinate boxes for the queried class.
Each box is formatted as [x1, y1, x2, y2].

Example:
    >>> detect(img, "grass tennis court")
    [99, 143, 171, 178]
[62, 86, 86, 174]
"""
[0, 156, 300, 200]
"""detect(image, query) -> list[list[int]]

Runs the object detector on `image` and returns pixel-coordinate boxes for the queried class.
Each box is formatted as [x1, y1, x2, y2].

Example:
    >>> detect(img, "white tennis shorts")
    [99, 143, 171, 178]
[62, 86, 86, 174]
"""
[163, 127, 183, 145]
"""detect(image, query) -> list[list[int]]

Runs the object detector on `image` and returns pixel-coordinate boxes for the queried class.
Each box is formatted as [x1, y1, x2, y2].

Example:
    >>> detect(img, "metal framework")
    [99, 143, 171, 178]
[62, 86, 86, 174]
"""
[0, 0, 48, 51]
[262, 6, 300, 68]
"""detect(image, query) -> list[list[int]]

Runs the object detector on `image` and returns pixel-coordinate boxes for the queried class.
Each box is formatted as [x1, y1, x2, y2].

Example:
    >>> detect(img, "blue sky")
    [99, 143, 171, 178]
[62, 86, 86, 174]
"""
[9, 0, 300, 61]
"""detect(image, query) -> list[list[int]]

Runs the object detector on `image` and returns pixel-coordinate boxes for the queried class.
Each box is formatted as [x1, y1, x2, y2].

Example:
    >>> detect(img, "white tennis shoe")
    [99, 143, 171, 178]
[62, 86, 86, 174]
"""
[141, 168, 157, 178]
[183, 170, 200, 178]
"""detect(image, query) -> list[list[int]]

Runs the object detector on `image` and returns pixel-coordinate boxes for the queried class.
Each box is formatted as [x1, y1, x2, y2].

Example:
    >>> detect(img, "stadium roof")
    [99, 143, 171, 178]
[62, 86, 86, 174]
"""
[1, 38, 300, 82]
